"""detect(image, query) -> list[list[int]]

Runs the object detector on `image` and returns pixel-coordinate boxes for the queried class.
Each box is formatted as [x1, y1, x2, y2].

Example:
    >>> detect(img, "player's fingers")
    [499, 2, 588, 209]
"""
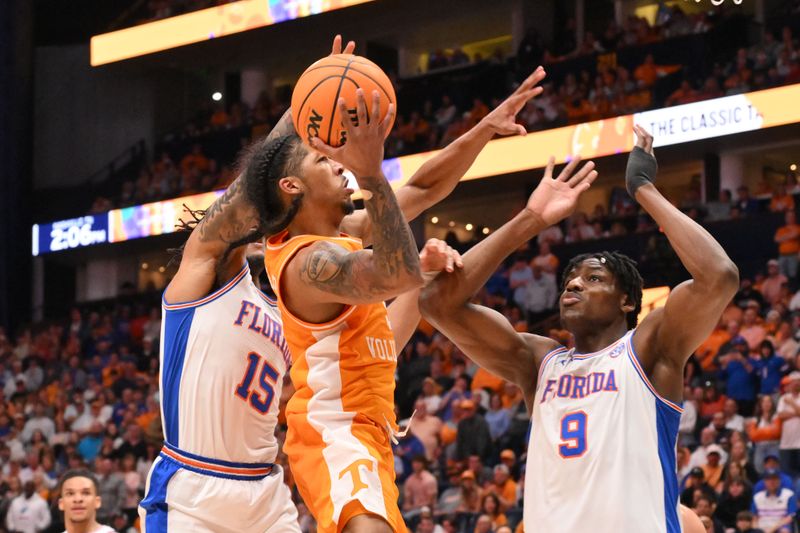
[309, 136, 340, 159]
[515, 124, 528, 136]
[557, 156, 582, 182]
[379, 103, 396, 135]
[343, 40, 356, 54]
[355, 89, 368, 128]
[337, 97, 356, 136]
[566, 161, 596, 187]
[369, 90, 381, 126]
[543, 156, 555, 180]
[331, 34, 342, 55]
[454, 250, 463, 268]
[517, 66, 546, 93]
[446, 252, 454, 272]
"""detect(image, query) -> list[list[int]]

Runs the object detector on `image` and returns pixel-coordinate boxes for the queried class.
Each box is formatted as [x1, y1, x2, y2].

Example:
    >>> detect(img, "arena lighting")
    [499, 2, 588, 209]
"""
[30, 83, 800, 255]
[792, 164, 798, 171]
[430, 216, 439, 224]
[465, 223, 474, 231]
[482, 227, 491, 235]
[212, 92, 223, 101]
[90, 0, 377, 66]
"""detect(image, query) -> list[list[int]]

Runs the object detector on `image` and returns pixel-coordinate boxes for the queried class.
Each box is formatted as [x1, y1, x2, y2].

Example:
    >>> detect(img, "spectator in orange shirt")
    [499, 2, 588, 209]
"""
[471, 367, 504, 394]
[487, 464, 517, 510]
[634, 53, 679, 88]
[770, 183, 795, 213]
[775, 211, 800, 279]
[761, 260, 789, 306]
[695, 319, 731, 372]
[180, 144, 210, 177]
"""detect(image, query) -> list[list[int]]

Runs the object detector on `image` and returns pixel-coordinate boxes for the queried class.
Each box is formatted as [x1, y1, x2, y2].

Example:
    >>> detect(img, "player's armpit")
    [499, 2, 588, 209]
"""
[290, 240, 422, 307]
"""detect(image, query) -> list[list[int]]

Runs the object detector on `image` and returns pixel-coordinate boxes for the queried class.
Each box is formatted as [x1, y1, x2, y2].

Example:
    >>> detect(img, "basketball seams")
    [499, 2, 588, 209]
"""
[326, 59, 353, 146]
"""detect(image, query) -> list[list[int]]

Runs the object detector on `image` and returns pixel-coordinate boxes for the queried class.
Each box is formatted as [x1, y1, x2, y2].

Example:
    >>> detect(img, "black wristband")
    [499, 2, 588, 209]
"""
[625, 146, 658, 199]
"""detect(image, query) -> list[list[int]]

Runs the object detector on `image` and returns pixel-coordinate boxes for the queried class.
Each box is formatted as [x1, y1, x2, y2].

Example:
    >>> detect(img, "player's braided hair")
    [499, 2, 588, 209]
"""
[167, 133, 306, 265]
[562, 251, 644, 329]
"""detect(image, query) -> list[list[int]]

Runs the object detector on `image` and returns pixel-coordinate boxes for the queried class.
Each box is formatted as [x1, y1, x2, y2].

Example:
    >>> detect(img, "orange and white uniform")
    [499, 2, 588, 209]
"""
[265, 230, 407, 533]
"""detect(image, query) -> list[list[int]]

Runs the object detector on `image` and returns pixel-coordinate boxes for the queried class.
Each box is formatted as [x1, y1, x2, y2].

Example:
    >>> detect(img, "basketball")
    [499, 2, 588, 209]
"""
[291, 53, 396, 147]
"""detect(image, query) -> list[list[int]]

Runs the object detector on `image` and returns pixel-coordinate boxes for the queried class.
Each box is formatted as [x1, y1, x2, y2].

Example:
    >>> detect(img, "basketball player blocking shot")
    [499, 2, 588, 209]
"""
[420, 126, 738, 533]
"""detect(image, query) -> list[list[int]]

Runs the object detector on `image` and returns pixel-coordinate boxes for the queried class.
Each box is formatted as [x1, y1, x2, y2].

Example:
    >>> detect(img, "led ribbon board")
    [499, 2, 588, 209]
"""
[32, 83, 800, 254]
[90, 0, 376, 66]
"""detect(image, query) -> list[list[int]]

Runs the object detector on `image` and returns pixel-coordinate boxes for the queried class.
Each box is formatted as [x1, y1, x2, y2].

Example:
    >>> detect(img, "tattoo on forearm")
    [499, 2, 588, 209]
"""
[299, 177, 421, 299]
[362, 177, 421, 280]
[196, 177, 259, 244]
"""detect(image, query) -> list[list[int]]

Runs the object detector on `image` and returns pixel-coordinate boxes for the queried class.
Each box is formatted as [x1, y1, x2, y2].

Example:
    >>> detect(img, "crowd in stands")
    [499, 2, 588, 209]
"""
[8, 173, 800, 532]
[86, 5, 800, 213]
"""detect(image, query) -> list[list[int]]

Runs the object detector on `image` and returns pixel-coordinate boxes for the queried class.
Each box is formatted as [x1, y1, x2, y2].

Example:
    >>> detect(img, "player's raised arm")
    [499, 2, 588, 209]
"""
[166, 35, 355, 304]
[629, 126, 739, 399]
[340, 67, 547, 243]
[290, 89, 422, 305]
[420, 157, 597, 404]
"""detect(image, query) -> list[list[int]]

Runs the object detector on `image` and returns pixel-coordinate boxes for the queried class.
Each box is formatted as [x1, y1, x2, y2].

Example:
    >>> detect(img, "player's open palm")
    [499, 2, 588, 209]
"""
[482, 66, 546, 136]
[311, 89, 395, 179]
[526, 156, 598, 226]
[419, 238, 463, 274]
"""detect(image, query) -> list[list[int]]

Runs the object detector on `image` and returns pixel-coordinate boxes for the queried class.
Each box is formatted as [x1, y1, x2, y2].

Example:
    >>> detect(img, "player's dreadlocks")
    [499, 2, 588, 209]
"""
[168, 133, 307, 266]
[562, 251, 644, 329]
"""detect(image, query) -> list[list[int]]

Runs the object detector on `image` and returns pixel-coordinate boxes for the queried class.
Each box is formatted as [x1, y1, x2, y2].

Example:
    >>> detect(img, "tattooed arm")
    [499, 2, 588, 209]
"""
[164, 175, 260, 304]
[281, 90, 422, 323]
[283, 173, 423, 314]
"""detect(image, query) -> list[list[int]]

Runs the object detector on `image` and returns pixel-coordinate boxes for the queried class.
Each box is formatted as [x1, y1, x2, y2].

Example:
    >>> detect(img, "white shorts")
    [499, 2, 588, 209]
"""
[139, 446, 300, 533]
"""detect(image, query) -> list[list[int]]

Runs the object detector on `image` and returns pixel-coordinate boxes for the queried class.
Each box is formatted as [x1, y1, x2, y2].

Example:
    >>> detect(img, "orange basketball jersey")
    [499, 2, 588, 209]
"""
[264, 230, 399, 431]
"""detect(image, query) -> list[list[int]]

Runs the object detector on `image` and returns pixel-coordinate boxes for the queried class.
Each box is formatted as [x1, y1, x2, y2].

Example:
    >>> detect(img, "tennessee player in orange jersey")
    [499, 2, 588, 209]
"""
[257, 65, 548, 532]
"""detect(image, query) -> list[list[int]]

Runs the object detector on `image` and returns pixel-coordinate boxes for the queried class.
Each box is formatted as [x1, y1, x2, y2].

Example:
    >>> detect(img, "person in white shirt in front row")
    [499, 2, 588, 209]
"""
[6, 480, 51, 533]
[58, 469, 116, 533]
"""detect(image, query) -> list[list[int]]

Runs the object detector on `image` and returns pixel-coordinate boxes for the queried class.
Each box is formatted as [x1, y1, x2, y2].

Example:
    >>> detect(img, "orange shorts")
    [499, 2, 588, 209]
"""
[285, 412, 407, 533]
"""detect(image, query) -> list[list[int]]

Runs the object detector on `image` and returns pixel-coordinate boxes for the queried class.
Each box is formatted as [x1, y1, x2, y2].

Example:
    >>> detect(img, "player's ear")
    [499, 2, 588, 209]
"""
[95, 495, 102, 510]
[278, 176, 304, 196]
[620, 293, 635, 315]
[58, 497, 64, 512]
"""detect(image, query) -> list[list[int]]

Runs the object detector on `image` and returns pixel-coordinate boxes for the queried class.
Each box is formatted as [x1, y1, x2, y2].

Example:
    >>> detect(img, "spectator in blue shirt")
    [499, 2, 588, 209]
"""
[719, 342, 757, 412]
[752, 455, 793, 493]
[735, 185, 760, 215]
[753, 340, 788, 395]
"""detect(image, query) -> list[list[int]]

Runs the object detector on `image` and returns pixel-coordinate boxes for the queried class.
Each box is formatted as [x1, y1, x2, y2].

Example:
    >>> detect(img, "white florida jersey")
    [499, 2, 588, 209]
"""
[159, 263, 291, 464]
[524, 330, 683, 533]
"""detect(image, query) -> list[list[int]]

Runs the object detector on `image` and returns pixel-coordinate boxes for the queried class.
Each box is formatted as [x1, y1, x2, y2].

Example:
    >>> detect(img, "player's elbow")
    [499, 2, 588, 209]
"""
[713, 260, 740, 297]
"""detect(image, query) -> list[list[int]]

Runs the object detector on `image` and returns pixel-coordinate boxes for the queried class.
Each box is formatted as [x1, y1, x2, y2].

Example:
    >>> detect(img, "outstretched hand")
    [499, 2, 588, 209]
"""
[310, 90, 395, 179]
[525, 156, 598, 226]
[625, 124, 658, 198]
[480, 66, 547, 136]
[420, 238, 463, 276]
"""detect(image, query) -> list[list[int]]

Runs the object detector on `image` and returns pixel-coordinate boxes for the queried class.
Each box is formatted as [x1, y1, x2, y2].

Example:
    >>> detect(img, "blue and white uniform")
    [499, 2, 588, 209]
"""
[524, 330, 683, 533]
[139, 263, 300, 532]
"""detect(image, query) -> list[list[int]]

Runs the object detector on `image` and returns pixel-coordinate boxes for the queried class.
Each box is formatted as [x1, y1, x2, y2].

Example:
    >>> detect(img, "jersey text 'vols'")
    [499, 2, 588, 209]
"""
[524, 330, 683, 533]
[159, 263, 290, 464]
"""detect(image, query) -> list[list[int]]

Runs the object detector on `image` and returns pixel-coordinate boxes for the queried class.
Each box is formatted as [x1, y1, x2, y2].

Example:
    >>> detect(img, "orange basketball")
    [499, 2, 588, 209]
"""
[291, 54, 396, 147]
